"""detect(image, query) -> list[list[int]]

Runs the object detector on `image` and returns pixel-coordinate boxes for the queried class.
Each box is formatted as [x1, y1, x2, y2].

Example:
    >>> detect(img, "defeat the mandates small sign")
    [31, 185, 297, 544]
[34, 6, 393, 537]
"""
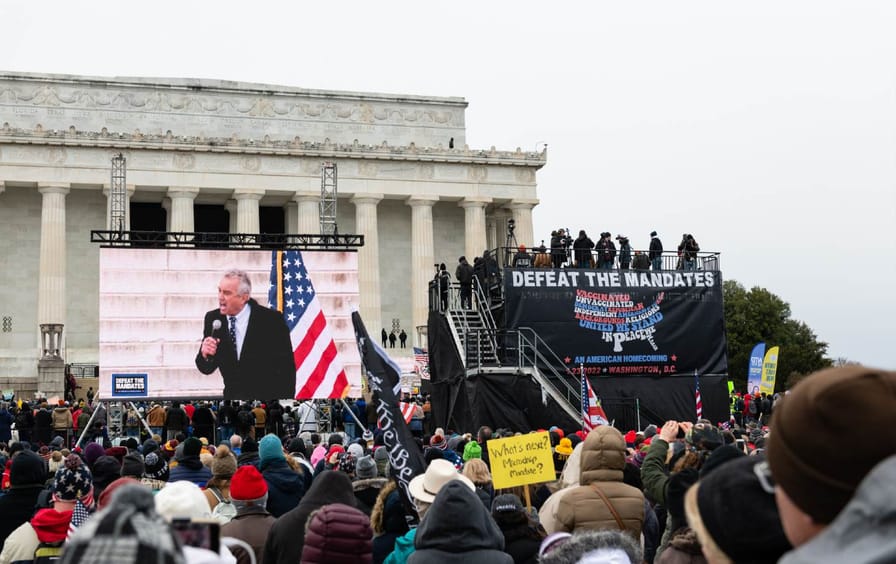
[487, 431, 555, 490]
[111, 373, 147, 397]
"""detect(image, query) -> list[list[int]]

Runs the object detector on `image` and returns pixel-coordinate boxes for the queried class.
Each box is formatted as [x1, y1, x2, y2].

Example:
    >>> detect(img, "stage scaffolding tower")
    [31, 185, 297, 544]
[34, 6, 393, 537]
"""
[319, 162, 338, 235]
[110, 153, 127, 233]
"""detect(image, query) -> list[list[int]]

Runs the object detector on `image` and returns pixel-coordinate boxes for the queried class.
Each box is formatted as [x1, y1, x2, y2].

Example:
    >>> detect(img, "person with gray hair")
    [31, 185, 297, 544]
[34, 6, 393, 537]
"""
[539, 530, 643, 564]
[195, 268, 296, 400]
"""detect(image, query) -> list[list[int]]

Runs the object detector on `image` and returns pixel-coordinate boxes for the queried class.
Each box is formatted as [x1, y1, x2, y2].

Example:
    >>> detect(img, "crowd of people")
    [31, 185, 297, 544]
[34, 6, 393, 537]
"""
[527, 229, 701, 271]
[0, 364, 892, 563]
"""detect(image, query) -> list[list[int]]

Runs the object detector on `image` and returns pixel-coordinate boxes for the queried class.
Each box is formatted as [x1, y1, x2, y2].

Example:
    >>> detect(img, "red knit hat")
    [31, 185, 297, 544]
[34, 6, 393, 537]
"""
[230, 465, 267, 500]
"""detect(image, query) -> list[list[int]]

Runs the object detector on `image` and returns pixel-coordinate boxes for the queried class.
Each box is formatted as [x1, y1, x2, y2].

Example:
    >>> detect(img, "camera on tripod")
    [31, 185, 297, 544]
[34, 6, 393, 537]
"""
[506, 218, 515, 235]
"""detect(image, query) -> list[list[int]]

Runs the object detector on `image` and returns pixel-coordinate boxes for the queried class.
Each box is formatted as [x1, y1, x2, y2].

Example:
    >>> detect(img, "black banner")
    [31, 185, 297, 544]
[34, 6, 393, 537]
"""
[505, 269, 727, 376]
[352, 311, 427, 522]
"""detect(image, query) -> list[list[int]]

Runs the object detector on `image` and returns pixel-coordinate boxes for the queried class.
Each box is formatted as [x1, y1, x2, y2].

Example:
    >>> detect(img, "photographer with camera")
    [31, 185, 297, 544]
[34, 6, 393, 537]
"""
[550, 229, 572, 268]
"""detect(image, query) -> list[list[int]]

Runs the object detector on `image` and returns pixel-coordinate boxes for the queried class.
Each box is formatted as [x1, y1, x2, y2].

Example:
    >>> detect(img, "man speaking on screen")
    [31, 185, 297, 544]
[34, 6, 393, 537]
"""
[195, 269, 296, 400]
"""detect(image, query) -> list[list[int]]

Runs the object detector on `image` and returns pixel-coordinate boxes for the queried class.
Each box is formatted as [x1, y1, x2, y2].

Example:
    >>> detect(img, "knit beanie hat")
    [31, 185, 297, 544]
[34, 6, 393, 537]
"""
[91, 455, 122, 493]
[84, 442, 105, 468]
[211, 445, 238, 478]
[462, 440, 482, 461]
[429, 434, 448, 450]
[242, 436, 259, 454]
[355, 455, 377, 480]
[686, 455, 791, 563]
[643, 424, 658, 439]
[259, 434, 285, 464]
[142, 439, 159, 456]
[301, 503, 372, 564]
[766, 365, 896, 524]
[287, 437, 306, 456]
[347, 442, 365, 461]
[154, 480, 212, 521]
[143, 451, 169, 481]
[10, 450, 48, 486]
[374, 447, 389, 477]
[555, 437, 573, 457]
[181, 437, 202, 458]
[120, 452, 145, 478]
[337, 452, 357, 476]
[98, 476, 140, 509]
[53, 454, 93, 501]
[230, 465, 268, 501]
[105, 446, 128, 465]
[699, 444, 745, 478]
[63, 484, 184, 564]
[161, 439, 178, 459]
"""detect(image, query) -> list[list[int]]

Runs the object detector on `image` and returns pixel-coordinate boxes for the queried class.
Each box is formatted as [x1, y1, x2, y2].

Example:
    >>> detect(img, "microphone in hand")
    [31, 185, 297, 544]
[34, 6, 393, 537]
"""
[203, 320, 222, 359]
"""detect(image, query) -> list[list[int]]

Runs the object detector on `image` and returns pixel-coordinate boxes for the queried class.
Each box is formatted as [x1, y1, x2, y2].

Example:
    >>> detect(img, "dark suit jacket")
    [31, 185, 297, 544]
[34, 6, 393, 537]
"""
[195, 299, 296, 401]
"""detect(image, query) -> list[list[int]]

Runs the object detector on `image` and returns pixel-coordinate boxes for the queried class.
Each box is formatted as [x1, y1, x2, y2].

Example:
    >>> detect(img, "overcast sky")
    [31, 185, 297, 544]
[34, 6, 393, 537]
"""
[3, 1, 895, 368]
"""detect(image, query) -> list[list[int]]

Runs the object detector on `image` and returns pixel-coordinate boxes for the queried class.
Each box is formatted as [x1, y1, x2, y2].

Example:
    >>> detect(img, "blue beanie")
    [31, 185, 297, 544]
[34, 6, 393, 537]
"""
[259, 435, 284, 464]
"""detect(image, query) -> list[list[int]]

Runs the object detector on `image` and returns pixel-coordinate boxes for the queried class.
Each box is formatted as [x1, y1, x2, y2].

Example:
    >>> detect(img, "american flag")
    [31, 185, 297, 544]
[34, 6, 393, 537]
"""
[399, 401, 416, 424]
[581, 371, 609, 431]
[413, 347, 429, 379]
[695, 370, 703, 419]
[268, 250, 348, 400]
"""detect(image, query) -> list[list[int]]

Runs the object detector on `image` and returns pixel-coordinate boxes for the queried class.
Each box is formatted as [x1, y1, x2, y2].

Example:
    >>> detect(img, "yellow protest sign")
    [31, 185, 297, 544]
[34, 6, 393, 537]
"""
[487, 431, 555, 490]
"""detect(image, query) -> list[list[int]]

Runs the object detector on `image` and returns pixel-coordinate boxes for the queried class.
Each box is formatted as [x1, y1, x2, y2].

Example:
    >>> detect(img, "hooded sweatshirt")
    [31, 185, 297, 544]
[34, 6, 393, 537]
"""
[408, 481, 512, 564]
[263, 470, 356, 564]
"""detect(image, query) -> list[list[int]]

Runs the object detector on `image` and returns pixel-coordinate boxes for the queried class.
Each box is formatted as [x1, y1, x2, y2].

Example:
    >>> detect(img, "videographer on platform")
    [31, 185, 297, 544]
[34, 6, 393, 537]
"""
[512, 244, 533, 268]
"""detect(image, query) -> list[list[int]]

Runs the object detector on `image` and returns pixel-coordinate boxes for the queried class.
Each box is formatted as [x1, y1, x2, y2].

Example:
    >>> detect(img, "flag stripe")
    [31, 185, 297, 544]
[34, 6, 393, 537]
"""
[269, 249, 348, 400]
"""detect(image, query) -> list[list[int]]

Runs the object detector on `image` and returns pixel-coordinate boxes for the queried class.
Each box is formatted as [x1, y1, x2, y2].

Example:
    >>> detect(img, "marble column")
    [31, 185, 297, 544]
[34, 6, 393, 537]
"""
[459, 197, 491, 261]
[506, 200, 539, 250]
[407, 196, 438, 339]
[486, 215, 497, 252]
[103, 184, 136, 231]
[166, 187, 200, 232]
[37, 183, 69, 326]
[234, 189, 264, 234]
[294, 192, 320, 234]
[352, 194, 384, 332]
[224, 199, 237, 233]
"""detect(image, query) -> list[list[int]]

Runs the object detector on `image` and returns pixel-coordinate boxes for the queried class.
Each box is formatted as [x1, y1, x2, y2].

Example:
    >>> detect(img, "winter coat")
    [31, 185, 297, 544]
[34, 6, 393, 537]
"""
[258, 458, 304, 517]
[649, 236, 663, 259]
[220, 505, 276, 564]
[619, 241, 632, 266]
[0, 410, 13, 443]
[168, 457, 212, 487]
[0, 485, 45, 546]
[779, 454, 896, 564]
[165, 407, 189, 431]
[572, 235, 594, 264]
[455, 260, 474, 285]
[263, 470, 356, 564]
[539, 441, 585, 533]
[51, 407, 72, 431]
[354, 477, 388, 515]
[555, 426, 644, 539]
[191, 406, 216, 441]
[408, 481, 513, 564]
[33, 408, 53, 445]
[146, 405, 166, 427]
[302, 503, 373, 564]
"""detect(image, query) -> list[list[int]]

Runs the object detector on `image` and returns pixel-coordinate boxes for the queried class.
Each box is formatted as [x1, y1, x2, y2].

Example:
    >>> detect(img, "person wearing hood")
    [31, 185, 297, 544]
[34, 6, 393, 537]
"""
[257, 434, 304, 517]
[408, 480, 512, 564]
[236, 436, 260, 467]
[0, 450, 48, 545]
[302, 503, 373, 564]
[286, 437, 314, 493]
[371, 481, 410, 564]
[263, 469, 357, 563]
[538, 439, 585, 534]
[0, 454, 93, 563]
[168, 437, 212, 487]
[33, 403, 53, 446]
[616, 235, 632, 269]
[554, 425, 644, 539]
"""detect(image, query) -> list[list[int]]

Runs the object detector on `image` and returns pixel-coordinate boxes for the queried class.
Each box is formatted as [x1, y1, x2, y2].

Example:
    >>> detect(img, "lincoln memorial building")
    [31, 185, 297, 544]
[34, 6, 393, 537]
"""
[0, 72, 545, 397]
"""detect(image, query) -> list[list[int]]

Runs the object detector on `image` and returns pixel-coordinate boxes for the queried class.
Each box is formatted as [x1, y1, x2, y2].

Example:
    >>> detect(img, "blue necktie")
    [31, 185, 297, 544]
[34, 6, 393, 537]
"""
[228, 316, 238, 358]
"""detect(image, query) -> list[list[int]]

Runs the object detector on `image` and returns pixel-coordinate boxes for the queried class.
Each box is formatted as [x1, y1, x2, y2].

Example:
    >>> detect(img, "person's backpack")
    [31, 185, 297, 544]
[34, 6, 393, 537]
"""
[14, 410, 29, 428]
[734, 397, 744, 413]
[236, 410, 253, 430]
[33, 540, 64, 563]
[748, 399, 758, 416]
[208, 487, 237, 524]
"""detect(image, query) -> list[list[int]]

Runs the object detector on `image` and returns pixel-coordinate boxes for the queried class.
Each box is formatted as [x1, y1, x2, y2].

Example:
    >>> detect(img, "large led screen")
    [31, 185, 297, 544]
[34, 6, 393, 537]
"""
[99, 248, 361, 401]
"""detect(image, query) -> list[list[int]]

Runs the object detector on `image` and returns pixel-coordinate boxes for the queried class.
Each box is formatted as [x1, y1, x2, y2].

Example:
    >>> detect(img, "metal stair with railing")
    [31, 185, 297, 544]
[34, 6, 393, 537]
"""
[440, 278, 583, 424]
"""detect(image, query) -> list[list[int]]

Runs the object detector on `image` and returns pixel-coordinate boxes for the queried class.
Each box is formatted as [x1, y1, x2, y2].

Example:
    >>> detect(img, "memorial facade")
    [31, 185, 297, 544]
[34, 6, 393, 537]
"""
[0, 72, 545, 395]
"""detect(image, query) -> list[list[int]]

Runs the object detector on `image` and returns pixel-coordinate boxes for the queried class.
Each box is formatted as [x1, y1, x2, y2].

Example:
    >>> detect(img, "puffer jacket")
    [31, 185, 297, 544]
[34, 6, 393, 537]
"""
[555, 426, 644, 539]
[51, 407, 72, 431]
[538, 441, 585, 534]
